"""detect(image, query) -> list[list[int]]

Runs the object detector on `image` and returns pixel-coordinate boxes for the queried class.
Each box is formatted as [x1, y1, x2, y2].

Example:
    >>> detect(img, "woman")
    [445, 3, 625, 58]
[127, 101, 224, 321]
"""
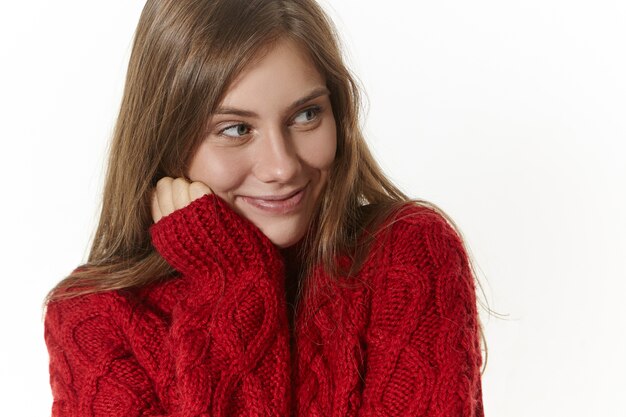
[44, 0, 487, 415]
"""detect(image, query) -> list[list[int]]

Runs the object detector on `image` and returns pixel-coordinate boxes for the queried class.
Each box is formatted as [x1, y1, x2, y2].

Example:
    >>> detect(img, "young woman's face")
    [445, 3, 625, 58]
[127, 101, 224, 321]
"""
[188, 37, 337, 248]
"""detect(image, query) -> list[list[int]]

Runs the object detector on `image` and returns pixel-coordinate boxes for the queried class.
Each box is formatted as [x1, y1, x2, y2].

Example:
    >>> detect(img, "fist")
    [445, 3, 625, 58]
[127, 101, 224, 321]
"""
[151, 177, 213, 223]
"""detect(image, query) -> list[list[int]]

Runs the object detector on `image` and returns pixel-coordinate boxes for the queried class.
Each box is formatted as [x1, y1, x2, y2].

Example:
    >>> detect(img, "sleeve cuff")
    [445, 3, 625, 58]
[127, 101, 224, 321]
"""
[149, 193, 283, 280]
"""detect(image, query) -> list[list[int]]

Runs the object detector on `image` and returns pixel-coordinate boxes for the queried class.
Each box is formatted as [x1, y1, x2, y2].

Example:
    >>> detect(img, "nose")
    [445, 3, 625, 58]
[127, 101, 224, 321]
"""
[253, 126, 301, 183]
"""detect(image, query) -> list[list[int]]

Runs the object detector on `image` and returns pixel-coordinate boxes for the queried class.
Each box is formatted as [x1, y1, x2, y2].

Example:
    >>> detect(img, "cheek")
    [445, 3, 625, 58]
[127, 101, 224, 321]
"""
[187, 143, 249, 191]
[300, 121, 337, 170]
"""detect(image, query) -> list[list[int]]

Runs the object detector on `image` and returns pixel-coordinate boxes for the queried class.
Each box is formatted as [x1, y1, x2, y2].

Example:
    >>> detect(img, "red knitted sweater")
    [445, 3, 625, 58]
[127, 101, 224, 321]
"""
[44, 193, 484, 416]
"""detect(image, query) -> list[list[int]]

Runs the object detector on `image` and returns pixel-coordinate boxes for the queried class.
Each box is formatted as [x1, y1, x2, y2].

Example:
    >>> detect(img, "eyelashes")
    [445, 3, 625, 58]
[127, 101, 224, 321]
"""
[216, 105, 324, 140]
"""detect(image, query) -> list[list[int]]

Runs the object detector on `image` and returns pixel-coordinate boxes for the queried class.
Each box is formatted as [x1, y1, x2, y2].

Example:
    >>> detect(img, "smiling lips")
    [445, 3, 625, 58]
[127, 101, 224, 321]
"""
[241, 184, 307, 214]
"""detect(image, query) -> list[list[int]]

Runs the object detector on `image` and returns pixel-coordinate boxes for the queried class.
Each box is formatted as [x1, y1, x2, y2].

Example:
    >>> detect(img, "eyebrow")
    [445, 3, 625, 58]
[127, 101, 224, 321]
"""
[214, 86, 330, 118]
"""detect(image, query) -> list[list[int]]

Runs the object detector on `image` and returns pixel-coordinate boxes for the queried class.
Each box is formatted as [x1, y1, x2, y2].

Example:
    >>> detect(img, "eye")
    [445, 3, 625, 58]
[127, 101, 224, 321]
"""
[215, 105, 323, 140]
[292, 105, 322, 125]
[218, 123, 251, 139]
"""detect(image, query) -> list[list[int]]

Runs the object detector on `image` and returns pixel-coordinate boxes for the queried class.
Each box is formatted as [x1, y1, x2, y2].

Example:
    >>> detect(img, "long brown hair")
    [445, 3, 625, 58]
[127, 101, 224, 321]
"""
[45, 0, 492, 373]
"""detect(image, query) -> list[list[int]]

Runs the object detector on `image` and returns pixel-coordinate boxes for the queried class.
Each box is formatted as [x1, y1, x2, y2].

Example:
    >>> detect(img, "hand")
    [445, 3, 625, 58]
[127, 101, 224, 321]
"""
[151, 177, 213, 223]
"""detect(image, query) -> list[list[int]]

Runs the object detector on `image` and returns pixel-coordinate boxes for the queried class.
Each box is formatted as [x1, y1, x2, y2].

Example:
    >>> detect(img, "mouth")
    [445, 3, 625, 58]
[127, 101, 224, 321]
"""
[240, 183, 308, 214]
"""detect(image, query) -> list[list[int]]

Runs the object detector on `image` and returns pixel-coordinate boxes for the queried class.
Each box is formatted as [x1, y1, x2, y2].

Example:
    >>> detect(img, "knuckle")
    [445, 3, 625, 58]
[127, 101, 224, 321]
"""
[192, 181, 211, 191]
[172, 177, 189, 187]
[189, 182, 203, 192]
[155, 177, 172, 190]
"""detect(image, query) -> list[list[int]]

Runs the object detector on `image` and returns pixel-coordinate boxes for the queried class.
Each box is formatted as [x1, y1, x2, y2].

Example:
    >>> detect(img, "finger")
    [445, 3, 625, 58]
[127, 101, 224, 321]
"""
[172, 177, 191, 210]
[151, 190, 163, 223]
[189, 181, 213, 202]
[155, 177, 175, 217]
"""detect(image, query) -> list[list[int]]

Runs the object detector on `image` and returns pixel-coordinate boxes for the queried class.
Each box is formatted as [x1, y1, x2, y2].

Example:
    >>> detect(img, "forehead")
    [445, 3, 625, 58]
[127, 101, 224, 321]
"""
[219, 37, 326, 108]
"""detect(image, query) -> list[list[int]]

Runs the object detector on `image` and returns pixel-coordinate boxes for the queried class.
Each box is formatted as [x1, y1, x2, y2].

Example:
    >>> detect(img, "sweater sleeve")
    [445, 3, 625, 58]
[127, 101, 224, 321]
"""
[44, 193, 291, 417]
[359, 208, 484, 417]
[148, 193, 291, 416]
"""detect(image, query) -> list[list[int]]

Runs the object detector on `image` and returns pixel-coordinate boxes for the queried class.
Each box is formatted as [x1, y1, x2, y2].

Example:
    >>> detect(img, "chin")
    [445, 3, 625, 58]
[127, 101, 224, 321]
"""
[268, 233, 303, 249]
[263, 224, 306, 248]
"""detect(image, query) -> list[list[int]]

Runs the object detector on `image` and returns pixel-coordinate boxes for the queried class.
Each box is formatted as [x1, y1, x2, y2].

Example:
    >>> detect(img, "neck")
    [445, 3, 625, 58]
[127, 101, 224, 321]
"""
[280, 240, 302, 277]
[279, 239, 304, 311]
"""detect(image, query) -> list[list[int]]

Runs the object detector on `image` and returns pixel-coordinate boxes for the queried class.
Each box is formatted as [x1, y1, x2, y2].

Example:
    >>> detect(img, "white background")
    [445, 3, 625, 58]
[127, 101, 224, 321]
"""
[1, 1, 624, 415]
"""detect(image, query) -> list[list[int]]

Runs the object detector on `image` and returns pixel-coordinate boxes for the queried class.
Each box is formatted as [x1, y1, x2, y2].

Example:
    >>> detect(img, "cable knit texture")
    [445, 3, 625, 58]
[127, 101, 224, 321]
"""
[44, 193, 484, 416]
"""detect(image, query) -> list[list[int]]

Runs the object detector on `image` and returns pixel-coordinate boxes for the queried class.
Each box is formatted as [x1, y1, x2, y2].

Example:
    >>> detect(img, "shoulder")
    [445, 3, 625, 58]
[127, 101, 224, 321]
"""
[364, 202, 479, 323]
[45, 288, 131, 324]
[370, 202, 467, 270]
[44, 289, 133, 362]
